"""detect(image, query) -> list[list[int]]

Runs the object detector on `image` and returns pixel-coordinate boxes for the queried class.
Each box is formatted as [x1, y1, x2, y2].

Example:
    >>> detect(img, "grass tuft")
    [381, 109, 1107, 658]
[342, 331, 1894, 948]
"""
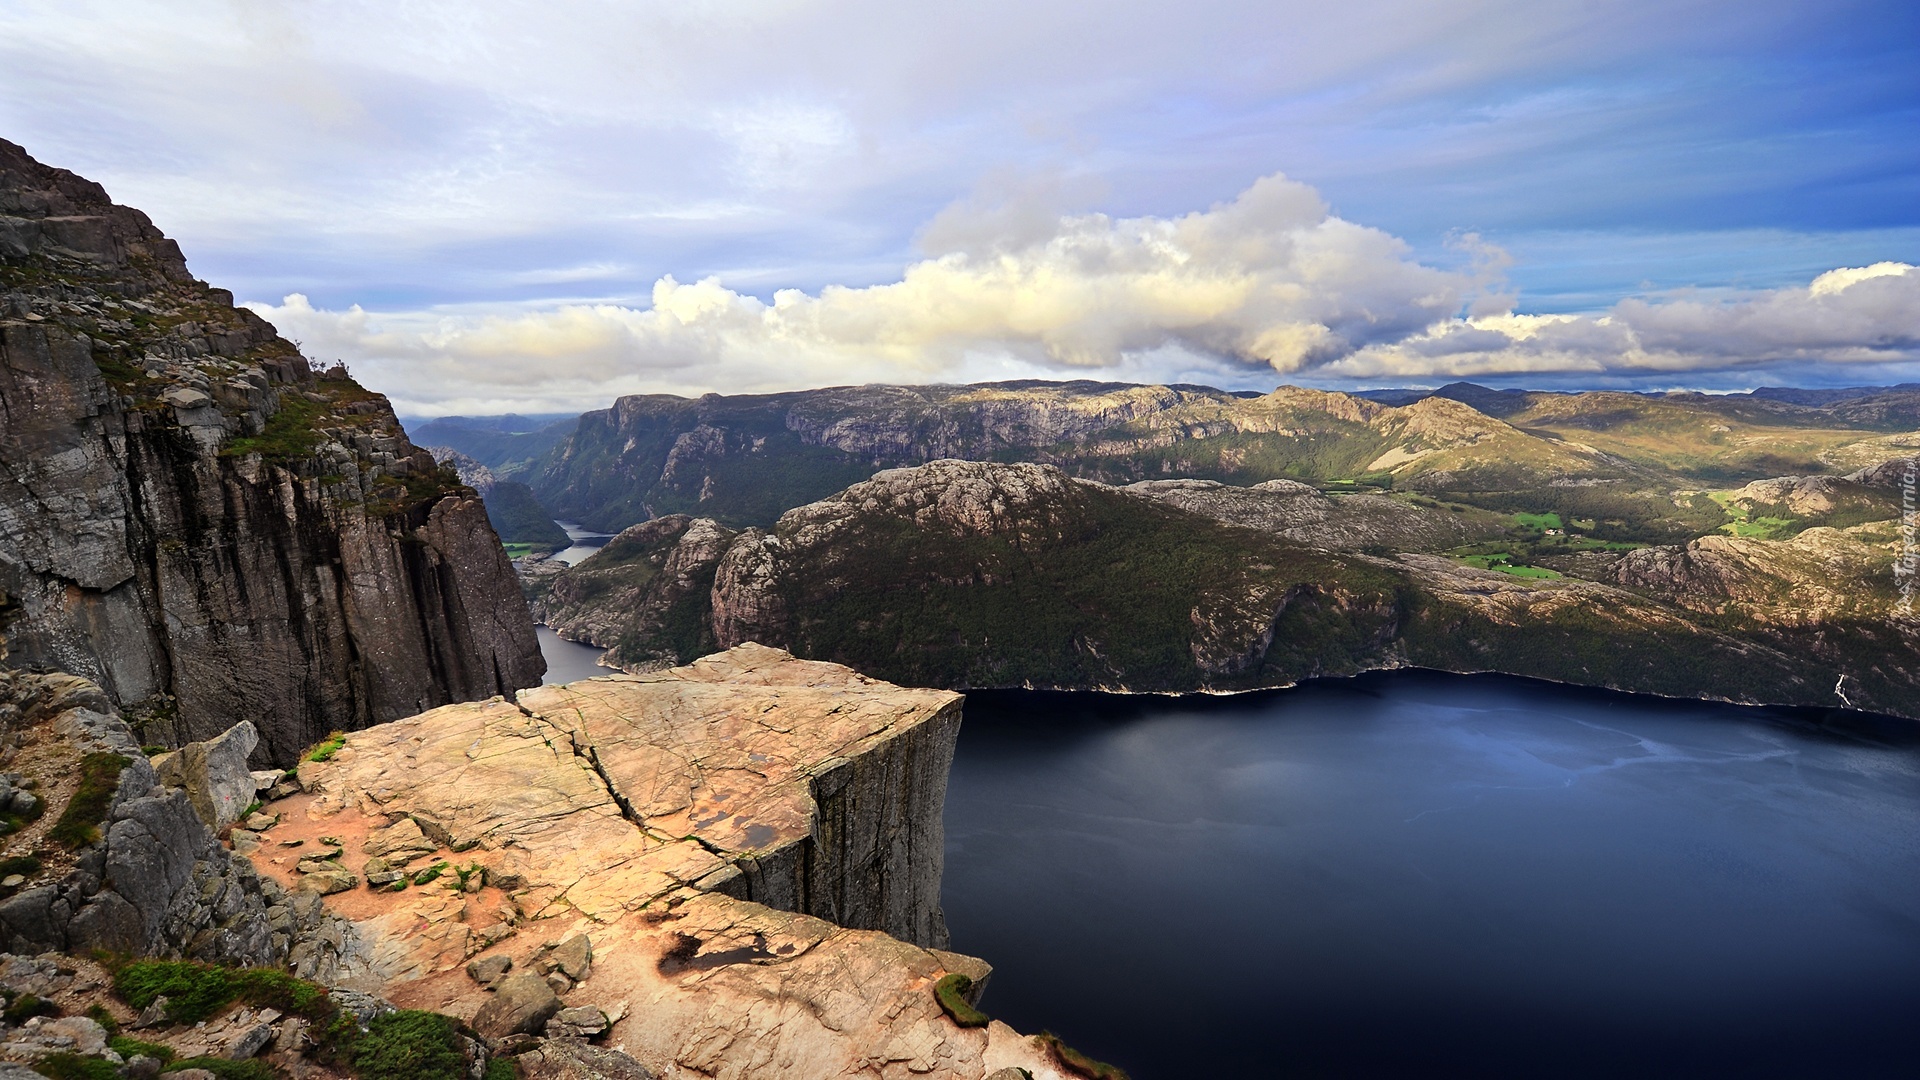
[4, 993, 60, 1024]
[169, 1058, 275, 1080]
[48, 754, 129, 849]
[304, 733, 347, 763]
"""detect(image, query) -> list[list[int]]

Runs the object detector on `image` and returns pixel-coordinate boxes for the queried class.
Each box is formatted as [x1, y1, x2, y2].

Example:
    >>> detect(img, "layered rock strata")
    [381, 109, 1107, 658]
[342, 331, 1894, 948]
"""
[247, 645, 1074, 1079]
[0, 139, 543, 757]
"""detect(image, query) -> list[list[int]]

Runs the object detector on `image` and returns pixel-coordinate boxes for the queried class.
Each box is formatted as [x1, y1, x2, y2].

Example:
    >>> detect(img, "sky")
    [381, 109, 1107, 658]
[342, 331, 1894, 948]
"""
[2, 0, 1918, 415]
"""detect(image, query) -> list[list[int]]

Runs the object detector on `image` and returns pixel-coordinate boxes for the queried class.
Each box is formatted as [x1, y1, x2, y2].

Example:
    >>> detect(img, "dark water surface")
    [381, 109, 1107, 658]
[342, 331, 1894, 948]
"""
[536, 625, 608, 684]
[941, 673, 1920, 1079]
[550, 520, 615, 566]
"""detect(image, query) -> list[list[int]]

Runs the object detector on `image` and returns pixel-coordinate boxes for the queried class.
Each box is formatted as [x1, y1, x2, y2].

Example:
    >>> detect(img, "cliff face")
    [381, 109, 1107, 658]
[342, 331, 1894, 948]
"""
[533, 460, 1920, 717]
[528, 380, 1631, 533]
[0, 139, 543, 760]
[247, 645, 1074, 1079]
[541, 460, 1409, 693]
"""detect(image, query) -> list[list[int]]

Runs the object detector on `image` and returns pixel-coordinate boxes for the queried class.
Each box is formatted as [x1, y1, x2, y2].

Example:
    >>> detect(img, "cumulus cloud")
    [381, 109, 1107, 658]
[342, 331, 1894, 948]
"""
[1333, 261, 1920, 379]
[249, 173, 1920, 414]
[251, 173, 1489, 411]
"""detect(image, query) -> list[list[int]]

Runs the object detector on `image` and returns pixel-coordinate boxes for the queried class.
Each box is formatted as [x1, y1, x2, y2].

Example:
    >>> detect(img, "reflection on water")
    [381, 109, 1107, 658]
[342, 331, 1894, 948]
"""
[550, 520, 615, 566]
[943, 672, 1920, 1079]
[536, 625, 608, 684]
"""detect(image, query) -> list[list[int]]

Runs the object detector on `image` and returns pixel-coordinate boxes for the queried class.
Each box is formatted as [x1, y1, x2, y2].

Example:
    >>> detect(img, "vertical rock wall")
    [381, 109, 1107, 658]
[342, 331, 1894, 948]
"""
[0, 138, 543, 760]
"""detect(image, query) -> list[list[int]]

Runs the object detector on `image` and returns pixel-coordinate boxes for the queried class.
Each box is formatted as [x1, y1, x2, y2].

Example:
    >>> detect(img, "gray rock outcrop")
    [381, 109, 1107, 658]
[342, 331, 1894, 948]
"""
[154, 722, 259, 830]
[0, 670, 272, 961]
[0, 138, 544, 760]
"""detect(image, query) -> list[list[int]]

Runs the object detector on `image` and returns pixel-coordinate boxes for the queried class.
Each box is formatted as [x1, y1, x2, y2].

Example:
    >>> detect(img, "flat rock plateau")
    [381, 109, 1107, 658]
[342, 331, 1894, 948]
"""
[244, 645, 1072, 1080]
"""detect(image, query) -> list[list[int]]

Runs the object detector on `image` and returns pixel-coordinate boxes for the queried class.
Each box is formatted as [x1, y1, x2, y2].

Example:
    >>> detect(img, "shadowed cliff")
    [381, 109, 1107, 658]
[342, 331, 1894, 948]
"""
[0, 139, 544, 763]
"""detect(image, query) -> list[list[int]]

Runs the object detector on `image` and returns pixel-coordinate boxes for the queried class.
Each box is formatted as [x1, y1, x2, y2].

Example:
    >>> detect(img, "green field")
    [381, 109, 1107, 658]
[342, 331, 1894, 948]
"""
[1511, 511, 1564, 531]
[1455, 552, 1564, 579]
[501, 542, 536, 559]
[1706, 491, 1799, 539]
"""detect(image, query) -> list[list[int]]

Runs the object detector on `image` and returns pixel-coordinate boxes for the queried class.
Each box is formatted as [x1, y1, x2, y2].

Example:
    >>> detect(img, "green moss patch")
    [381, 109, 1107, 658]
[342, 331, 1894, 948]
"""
[411, 861, 450, 886]
[932, 973, 989, 1027]
[48, 753, 129, 849]
[305, 732, 347, 763]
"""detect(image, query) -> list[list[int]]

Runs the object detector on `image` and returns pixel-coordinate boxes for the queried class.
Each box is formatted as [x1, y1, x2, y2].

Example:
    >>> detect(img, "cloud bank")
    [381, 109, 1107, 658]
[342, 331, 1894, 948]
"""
[250, 175, 1920, 414]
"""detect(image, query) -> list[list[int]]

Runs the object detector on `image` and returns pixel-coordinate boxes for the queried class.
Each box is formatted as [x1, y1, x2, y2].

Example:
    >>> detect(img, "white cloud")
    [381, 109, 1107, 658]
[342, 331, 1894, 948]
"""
[1332, 262, 1920, 379]
[249, 167, 1920, 414]
[249, 172, 1488, 411]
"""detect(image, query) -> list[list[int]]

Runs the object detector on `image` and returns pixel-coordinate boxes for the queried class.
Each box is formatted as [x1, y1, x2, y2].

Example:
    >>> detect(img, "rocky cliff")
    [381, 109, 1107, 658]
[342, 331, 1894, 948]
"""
[0, 139, 543, 760]
[533, 459, 1920, 717]
[244, 645, 1079, 1079]
[528, 380, 1643, 533]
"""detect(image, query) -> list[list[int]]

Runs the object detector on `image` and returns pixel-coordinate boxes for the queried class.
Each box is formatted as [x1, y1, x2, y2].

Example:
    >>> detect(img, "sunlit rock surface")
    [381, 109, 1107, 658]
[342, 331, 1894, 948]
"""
[250, 645, 1071, 1080]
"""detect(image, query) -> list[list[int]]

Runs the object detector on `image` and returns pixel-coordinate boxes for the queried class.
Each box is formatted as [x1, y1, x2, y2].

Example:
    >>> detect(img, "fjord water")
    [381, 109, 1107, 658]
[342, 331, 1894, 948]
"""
[536, 626, 608, 684]
[550, 520, 615, 566]
[942, 674, 1920, 1079]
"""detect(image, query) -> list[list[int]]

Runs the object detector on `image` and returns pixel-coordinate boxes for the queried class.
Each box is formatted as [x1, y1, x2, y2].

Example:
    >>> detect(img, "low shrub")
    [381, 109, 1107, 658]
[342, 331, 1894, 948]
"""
[0, 854, 43, 879]
[484, 1058, 519, 1080]
[932, 973, 989, 1028]
[411, 861, 450, 886]
[107, 1037, 174, 1064]
[1037, 1031, 1130, 1080]
[4, 993, 59, 1024]
[113, 960, 329, 1025]
[48, 754, 129, 849]
[0, 793, 46, 837]
[170, 1057, 275, 1080]
[351, 1010, 468, 1080]
[30, 1053, 119, 1080]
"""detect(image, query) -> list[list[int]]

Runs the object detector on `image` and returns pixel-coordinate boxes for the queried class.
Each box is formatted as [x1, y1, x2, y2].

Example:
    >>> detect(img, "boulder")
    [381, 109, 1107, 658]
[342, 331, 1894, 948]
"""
[363, 817, 438, 861]
[467, 954, 512, 987]
[225, 1023, 275, 1059]
[547, 934, 592, 981]
[516, 1040, 657, 1080]
[544, 1006, 608, 1039]
[472, 973, 562, 1041]
[296, 868, 356, 895]
[155, 722, 260, 830]
[132, 996, 170, 1029]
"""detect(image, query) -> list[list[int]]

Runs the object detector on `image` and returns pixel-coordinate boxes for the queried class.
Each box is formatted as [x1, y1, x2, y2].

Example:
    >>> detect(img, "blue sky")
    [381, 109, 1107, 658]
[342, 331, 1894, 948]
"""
[2, 0, 1916, 413]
